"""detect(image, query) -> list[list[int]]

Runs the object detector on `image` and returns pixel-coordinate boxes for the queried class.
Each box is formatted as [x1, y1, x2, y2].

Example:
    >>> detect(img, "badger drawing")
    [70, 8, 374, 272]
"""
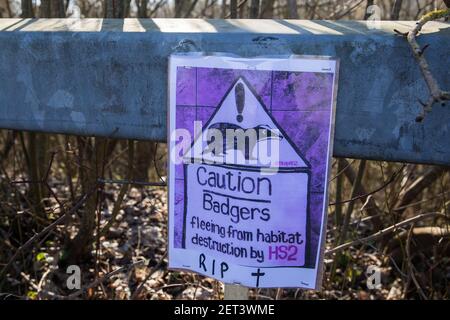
[202, 122, 283, 160]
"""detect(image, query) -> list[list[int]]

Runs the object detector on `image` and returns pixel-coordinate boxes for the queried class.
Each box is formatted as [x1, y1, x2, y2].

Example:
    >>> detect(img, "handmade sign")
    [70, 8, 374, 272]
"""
[168, 54, 338, 289]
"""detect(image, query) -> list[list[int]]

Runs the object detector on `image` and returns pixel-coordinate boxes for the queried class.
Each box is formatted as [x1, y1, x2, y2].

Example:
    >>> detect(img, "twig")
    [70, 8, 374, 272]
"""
[329, 0, 365, 19]
[99, 140, 134, 237]
[336, 160, 366, 245]
[97, 179, 166, 187]
[330, 159, 366, 279]
[0, 191, 93, 282]
[333, 159, 345, 231]
[325, 212, 445, 255]
[130, 251, 167, 300]
[37, 269, 52, 299]
[225, 0, 248, 18]
[394, 190, 450, 211]
[342, 158, 383, 230]
[250, 0, 260, 18]
[153, 143, 166, 184]
[184, 0, 199, 18]
[329, 164, 405, 206]
[20, 272, 39, 291]
[152, 281, 212, 293]
[391, 0, 403, 20]
[329, 158, 356, 182]
[405, 225, 428, 299]
[394, 166, 447, 215]
[149, 0, 166, 17]
[399, 9, 450, 121]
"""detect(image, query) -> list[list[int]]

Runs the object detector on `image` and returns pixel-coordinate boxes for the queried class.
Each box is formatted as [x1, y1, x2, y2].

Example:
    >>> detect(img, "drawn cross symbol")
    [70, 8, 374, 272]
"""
[251, 268, 265, 287]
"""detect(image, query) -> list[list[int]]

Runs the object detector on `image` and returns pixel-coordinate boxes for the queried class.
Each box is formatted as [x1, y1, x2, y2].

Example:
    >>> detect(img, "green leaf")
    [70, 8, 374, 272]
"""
[27, 291, 38, 300]
[36, 252, 46, 262]
[44, 240, 54, 247]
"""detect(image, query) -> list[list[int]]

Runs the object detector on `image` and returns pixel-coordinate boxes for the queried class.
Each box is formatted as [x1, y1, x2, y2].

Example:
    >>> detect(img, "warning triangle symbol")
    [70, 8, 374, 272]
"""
[185, 77, 310, 169]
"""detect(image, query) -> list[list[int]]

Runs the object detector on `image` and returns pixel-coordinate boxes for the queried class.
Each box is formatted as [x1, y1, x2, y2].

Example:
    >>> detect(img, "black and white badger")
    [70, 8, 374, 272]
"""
[203, 122, 283, 160]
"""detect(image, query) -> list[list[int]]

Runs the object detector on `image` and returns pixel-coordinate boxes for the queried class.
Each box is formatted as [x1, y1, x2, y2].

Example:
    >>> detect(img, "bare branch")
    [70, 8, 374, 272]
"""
[404, 9, 450, 121]
[329, 164, 405, 206]
[0, 191, 94, 281]
[394, 166, 447, 215]
[391, 0, 403, 20]
[326, 212, 446, 255]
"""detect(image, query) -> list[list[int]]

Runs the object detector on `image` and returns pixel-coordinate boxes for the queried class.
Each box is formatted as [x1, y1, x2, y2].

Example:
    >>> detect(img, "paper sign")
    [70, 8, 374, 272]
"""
[168, 54, 338, 289]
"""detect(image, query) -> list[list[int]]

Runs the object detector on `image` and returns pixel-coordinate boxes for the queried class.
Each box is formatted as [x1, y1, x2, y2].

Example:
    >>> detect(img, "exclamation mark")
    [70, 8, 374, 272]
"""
[235, 82, 245, 123]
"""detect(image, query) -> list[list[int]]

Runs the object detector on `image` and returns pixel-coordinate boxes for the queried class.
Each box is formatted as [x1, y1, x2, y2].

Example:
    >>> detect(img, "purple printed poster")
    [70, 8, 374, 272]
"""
[168, 55, 338, 289]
